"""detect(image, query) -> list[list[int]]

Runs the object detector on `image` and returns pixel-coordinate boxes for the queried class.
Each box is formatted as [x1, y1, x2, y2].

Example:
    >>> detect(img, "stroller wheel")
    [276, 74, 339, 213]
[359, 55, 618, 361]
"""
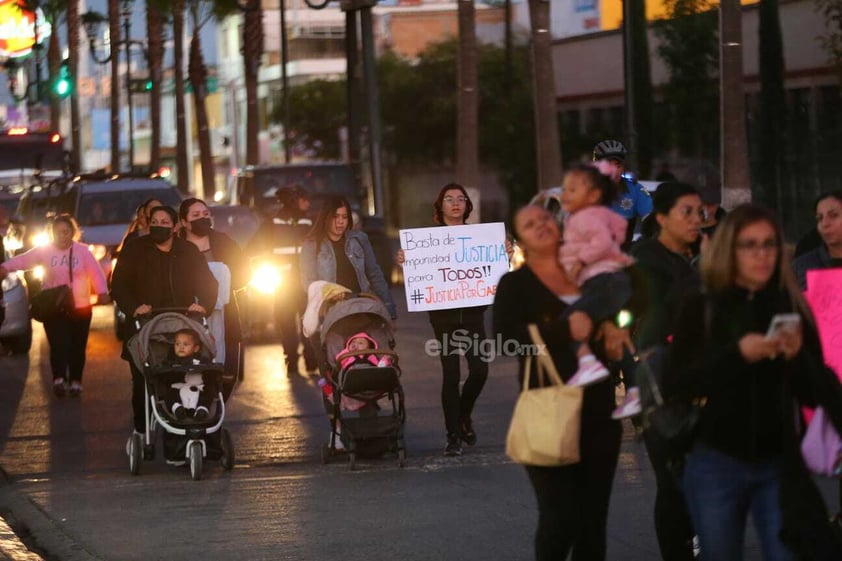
[348, 452, 356, 471]
[129, 433, 143, 475]
[220, 429, 235, 471]
[188, 441, 203, 481]
[397, 448, 406, 468]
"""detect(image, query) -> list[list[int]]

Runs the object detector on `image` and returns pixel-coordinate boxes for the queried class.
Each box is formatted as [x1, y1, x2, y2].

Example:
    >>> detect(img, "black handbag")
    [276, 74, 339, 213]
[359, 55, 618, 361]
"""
[638, 296, 711, 459]
[29, 246, 75, 322]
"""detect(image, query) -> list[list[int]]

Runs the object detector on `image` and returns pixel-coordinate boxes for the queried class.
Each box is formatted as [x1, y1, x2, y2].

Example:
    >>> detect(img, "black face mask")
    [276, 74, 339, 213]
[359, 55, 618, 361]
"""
[149, 226, 173, 244]
[189, 217, 212, 237]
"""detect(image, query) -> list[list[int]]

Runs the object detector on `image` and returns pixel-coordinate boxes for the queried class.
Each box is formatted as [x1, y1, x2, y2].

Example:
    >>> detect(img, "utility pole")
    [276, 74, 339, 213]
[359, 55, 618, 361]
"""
[621, 0, 638, 173]
[720, 0, 752, 208]
[456, 0, 479, 192]
[280, 0, 292, 163]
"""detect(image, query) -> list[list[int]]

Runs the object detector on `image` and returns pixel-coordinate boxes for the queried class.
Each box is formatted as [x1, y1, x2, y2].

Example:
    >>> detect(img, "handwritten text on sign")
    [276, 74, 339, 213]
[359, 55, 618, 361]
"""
[400, 223, 509, 312]
[806, 269, 842, 383]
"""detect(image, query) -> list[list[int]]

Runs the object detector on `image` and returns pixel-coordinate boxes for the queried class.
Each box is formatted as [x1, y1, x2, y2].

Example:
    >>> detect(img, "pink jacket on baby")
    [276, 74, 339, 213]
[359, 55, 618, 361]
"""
[559, 206, 635, 285]
[336, 332, 392, 370]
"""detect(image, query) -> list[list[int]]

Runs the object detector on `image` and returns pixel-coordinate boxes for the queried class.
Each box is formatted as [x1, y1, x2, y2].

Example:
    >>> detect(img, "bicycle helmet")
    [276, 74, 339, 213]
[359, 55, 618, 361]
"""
[592, 139, 628, 163]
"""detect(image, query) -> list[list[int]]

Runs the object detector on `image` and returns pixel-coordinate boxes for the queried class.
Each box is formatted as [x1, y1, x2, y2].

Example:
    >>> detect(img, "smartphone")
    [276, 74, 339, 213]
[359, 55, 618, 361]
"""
[765, 313, 801, 339]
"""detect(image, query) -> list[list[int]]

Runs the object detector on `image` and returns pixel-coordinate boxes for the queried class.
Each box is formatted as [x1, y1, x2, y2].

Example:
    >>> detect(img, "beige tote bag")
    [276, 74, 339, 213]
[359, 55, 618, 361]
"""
[505, 325, 583, 466]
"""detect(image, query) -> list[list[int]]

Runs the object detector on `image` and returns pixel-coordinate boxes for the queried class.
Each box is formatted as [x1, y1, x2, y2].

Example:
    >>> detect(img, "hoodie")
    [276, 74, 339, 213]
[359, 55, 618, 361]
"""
[559, 206, 635, 285]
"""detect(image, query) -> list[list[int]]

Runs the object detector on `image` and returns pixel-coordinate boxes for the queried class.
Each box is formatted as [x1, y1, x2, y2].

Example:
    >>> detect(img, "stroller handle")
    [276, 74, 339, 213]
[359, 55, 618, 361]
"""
[334, 349, 399, 365]
[133, 307, 209, 330]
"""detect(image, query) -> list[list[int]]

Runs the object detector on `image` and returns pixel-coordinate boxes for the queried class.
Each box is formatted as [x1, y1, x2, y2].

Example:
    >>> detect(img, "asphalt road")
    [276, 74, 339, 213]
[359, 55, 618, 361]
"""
[0, 288, 837, 561]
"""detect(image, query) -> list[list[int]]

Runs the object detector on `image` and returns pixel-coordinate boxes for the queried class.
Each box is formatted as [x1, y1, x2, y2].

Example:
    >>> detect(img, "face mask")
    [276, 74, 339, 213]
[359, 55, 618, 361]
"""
[189, 217, 212, 237]
[149, 226, 173, 244]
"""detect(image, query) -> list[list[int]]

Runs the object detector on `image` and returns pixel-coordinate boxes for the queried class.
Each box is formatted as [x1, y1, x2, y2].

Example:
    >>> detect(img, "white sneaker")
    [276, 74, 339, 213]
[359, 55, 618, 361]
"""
[567, 355, 610, 387]
[611, 387, 642, 420]
[331, 429, 345, 451]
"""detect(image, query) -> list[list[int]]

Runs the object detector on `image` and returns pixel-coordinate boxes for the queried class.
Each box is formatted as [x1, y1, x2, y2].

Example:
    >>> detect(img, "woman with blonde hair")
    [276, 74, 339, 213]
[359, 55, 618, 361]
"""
[664, 204, 842, 560]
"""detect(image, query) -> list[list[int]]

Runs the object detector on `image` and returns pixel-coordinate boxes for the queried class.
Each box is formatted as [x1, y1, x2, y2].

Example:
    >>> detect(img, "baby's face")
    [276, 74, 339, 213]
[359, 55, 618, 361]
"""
[348, 337, 372, 353]
[174, 335, 200, 357]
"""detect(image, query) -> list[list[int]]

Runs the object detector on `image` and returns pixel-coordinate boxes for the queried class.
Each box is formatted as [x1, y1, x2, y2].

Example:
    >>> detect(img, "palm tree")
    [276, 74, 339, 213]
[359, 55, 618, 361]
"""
[147, 1, 168, 173]
[242, 0, 263, 203]
[107, 0, 121, 172]
[173, 0, 189, 192]
[66, 0, 81, 172]
[527, 0, 562, 191]
[456, 0, 478, 194]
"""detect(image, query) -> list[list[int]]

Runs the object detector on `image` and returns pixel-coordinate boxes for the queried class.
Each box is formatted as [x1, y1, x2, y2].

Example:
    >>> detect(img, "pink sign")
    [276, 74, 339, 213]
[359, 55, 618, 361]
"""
[805, 269, 842, 383]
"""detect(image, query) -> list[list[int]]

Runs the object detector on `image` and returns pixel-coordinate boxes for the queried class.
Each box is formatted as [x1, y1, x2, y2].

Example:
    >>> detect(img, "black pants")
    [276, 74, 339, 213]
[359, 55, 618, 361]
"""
[42, 307, 93, 383]
[431, 317, 489, 436]
[276, 289, 316, 371]
[525, 419, 622, 561]
[643, 430, 696, 561]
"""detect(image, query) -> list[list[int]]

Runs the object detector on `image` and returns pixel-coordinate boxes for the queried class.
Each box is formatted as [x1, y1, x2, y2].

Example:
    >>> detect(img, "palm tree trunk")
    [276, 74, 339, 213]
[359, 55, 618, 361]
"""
[720, 0, 751, 208]
[242, 0, 264, 204]
[67, 0, 82, 172]
[174, 0, 189, 193]
[47, 16, 60, 133]
[109, 0, 121, 172]
[189, 25, 215, 200]
[527, 0, 562, 191]
[147, 2, 165, 173]
[456, 0, 479, 193]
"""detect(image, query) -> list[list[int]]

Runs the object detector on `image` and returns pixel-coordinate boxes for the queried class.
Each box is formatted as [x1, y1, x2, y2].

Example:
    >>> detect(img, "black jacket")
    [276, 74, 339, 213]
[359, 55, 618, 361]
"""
[791, 244, 842, 291]
[630, 238, 699, 350]
[111, 235, 218, 327]
[665, 285, 842, 557]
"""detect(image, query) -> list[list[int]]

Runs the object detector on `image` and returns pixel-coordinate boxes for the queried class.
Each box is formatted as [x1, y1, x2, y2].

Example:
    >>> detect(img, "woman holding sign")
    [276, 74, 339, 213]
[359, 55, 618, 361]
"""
[792, 190, 842, 531]
[300, 195, 396, 319]
[666, 204, 842, 560]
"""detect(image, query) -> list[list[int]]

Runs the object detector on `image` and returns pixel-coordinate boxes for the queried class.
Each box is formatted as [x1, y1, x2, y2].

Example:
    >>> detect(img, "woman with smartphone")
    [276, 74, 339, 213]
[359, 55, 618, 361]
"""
[664, 204, 842, 560]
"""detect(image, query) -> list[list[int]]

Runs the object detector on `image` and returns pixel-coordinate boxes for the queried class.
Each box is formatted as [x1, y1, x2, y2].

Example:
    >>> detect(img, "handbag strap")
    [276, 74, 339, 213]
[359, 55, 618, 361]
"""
[521, 324, 565, 392]
[68, 244, 73, 284]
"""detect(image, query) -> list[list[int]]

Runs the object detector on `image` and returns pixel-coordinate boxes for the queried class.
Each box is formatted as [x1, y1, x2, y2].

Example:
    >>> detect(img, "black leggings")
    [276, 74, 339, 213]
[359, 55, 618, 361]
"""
[643, 430, 696, 561]
[42, 307, 93, 383]
[431, 317, 489, 435]
[525, 419, 622, 561]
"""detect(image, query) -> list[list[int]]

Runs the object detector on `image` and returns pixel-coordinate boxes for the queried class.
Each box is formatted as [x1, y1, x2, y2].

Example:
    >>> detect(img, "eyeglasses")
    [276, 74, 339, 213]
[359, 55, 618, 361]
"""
[676, 206, 706, 220]
[735, 239, 778, 255]
[443, 196, 467, 204]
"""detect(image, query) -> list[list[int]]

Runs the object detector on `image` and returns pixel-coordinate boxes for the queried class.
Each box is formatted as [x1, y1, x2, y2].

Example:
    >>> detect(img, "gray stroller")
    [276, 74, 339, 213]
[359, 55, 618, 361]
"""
[126, 310, 234, 480]
[316, 294, 406, 470]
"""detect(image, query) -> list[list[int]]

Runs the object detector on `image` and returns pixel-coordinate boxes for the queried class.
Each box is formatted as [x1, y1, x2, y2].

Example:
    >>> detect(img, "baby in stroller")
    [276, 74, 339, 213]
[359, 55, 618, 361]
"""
[169, 328, 212, 421]
[125, 311, 234, 479]
[315, 292, 406, 469]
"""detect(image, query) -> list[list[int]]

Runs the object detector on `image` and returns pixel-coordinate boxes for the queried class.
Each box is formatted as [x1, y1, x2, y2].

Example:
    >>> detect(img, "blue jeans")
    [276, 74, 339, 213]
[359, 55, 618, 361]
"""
[683, 445, 795, 561]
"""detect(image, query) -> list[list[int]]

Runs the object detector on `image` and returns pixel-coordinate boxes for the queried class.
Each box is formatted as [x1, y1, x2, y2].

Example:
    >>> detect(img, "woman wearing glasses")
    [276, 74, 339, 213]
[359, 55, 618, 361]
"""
[664, 204, 842, 560]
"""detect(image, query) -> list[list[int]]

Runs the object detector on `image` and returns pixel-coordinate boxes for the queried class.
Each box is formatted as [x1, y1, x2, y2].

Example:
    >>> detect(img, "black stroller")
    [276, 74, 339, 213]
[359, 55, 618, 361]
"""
[316, 294, 406, 470]
[126, 310, 234, 480]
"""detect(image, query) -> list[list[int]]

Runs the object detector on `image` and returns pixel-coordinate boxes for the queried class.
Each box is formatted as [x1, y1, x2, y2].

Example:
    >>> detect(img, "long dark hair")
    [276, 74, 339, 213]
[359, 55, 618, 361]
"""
[565, 164, 617, 206]
[308, 195, 353, 251]
[178, 197, 209, 221]
[433, 183, 473, 225]
[814, 190, 842, 211]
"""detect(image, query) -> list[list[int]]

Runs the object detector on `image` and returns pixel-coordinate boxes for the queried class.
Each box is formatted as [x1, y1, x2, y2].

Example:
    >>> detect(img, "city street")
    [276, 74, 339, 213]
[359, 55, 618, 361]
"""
[0, 287, 836, 561]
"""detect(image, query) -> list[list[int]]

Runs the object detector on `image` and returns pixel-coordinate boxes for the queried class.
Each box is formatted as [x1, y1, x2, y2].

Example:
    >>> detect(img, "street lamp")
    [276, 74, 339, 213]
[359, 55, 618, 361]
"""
[81, 1, 149, 171]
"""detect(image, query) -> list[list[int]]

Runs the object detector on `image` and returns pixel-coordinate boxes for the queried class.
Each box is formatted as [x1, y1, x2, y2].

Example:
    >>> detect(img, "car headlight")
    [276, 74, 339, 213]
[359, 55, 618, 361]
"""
[88, 244, 108, 261]
[250, 262, 282, 295]
[1, 271, 21, 292]
[32, 265, 45, 280]
[31, 230, 50, 247]
[3, 235, 22, 251]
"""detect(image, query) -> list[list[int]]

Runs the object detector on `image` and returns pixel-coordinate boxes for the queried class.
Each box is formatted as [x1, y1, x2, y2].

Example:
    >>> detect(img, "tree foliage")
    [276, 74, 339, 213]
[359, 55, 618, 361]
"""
[653, 0, 719, 160]
[816, 0, 842, 79]
[275, 38, 538, 208]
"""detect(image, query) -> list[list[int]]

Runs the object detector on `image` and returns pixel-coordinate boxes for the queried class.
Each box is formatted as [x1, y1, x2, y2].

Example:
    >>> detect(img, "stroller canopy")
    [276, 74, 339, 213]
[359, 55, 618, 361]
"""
[322, 295, 395, 369]
[127, 312, 216, 370]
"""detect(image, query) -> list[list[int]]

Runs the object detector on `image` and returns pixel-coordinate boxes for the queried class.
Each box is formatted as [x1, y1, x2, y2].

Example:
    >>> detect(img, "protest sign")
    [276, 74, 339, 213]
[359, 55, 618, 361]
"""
[806, 269, 842, 382]
[400, 222, 509, 312]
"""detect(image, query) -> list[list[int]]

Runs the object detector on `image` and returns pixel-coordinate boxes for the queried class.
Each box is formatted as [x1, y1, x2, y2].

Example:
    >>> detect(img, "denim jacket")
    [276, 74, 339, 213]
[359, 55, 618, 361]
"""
[300, 230, 397, 318]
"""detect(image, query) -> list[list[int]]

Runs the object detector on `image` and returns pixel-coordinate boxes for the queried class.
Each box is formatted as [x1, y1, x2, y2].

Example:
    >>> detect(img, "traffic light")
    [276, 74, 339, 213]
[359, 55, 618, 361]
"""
[129, 78, 153, 93]
[53, 59, 71, 99]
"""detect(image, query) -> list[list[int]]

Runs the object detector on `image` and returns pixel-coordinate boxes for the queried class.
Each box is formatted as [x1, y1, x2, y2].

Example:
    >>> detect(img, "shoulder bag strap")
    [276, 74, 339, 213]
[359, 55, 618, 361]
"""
[68, 245, 74, 285]
[527, 324, 565, 387]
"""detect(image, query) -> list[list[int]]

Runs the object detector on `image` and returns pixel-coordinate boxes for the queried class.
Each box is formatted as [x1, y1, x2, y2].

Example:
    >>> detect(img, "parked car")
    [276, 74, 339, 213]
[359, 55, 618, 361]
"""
[0, 270, 31, 355]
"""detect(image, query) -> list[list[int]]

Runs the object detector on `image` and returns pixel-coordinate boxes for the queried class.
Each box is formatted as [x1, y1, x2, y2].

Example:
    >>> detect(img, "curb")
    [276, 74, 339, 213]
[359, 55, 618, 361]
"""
[0, 480, 102, 561]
